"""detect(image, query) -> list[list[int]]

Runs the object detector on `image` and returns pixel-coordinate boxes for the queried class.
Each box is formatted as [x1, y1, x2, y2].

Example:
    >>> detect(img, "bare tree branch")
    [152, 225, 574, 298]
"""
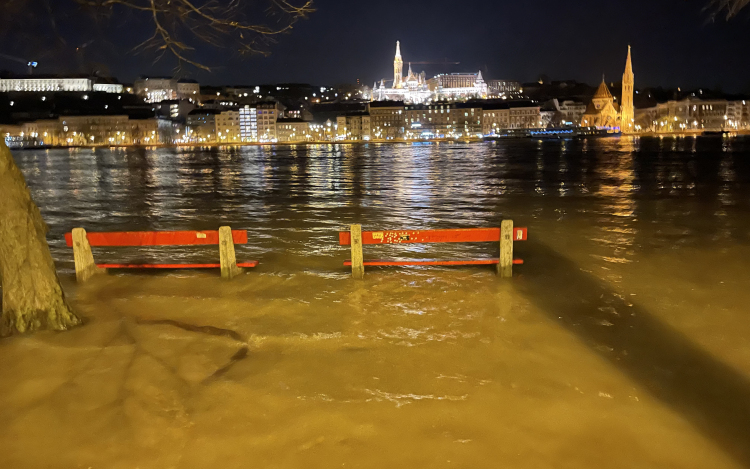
[706, 0, 750, 20]
[0, 0, 314, 72]
[79, 0, 315, 70]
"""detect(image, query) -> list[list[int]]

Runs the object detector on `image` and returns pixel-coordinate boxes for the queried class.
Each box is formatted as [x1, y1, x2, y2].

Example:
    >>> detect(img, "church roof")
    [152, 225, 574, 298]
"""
[593, 80, 613, 100]
[584, 100, 620, 116]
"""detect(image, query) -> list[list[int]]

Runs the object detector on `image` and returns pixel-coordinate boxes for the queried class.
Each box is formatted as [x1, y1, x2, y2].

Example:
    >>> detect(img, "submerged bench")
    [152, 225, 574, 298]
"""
[339, 220, 527, 279]
[64, 226, 257, 282]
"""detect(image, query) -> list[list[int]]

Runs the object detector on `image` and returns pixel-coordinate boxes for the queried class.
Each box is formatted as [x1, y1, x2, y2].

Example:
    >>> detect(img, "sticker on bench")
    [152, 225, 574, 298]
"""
[196, 233, 207, 239]
[372, 232, 384, 240]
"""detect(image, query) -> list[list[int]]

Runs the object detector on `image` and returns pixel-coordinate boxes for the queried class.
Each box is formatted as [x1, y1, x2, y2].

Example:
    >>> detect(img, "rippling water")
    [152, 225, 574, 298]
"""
[3, 137, 750, 468]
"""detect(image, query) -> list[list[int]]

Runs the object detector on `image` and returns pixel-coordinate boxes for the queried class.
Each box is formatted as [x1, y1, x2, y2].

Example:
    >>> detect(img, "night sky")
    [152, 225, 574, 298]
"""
[2, 0, 750, 92]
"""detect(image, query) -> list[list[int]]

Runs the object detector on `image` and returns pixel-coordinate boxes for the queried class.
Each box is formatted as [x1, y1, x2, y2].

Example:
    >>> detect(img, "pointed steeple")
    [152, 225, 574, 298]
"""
[624, 45, 633, 75]
[476, 70, 484, 83]
[621, 45, 635, 133]
[408, 62, 413, 76]
[393, 41, 403, 89]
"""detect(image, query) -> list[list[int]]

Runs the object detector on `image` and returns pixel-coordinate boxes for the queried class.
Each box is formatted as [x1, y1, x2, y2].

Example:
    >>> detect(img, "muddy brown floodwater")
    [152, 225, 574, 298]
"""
[2, 137, 750, 468]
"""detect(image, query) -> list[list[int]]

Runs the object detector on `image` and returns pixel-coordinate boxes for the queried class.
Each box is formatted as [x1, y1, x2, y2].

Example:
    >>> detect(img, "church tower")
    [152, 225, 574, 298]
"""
[621, 45, 634, 133]
[394, 41, 403, 89]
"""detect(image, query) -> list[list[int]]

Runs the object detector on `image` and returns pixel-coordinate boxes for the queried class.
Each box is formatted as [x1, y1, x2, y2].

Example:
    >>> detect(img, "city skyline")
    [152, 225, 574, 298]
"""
[1, 0, 749, 92]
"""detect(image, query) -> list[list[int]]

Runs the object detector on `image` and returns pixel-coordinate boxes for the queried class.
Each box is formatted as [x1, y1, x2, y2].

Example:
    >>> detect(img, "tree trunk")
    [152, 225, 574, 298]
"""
[0, 142, 81, 336]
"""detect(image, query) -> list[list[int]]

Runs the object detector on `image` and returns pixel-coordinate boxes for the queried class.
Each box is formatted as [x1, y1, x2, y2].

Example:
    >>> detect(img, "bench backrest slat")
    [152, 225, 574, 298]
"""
[338, 227, 527, 246]
[64, 230, 248, 247]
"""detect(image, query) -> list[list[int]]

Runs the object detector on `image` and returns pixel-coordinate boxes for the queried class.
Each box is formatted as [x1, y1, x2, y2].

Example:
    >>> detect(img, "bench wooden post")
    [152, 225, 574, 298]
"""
[350, 224, 365, 279]
[219, 226, 241, 279]
[499, 219, 513, 278]
[72, 227, 103, 282]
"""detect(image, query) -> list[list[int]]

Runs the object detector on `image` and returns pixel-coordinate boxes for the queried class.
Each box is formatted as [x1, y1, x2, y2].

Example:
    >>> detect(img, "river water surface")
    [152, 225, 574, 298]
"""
[2, 138, 750, 468]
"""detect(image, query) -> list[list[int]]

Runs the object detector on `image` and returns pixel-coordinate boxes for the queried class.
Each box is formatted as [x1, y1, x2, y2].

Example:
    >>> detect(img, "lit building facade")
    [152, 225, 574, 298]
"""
[368, 101, 405, 139]
[257, 101, 284, 141]
[276, 119, 312, 142]
[336, 114, 371, 140]
[135, 78, 200, 103]
[130, 119, 160, 145]
[726, 100, 750, 130]
[186, 111, 218, 143]
[558, 100, 587, 126]
[428, 71, 488, 101]
[22, 120, 63, 146]
[0, 77, 91, 92]
[634, 98, 745, 132]
[372, 41, 488, 103]
[483, 103, 541, 135]
[215, 110, 241, 142]
[404, 102, 483, 138]
[239, 106, 257, 142]
[60, 115, 132, 145]
[487, 80, 522, 98]
[93, 83, 124, 93]
[177, 81, 201, 103]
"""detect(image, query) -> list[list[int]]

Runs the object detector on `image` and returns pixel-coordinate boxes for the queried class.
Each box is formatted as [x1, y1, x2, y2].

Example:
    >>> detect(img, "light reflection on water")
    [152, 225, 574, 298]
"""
[6, 137, 750, 468]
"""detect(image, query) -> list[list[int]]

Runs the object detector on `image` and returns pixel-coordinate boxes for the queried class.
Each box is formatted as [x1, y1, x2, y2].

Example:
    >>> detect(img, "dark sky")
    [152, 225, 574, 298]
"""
[3, 0, 750, 92]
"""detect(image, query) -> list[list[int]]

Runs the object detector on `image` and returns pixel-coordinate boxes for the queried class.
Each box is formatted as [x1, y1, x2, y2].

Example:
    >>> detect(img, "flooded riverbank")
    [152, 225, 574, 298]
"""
[2, 137, 750, 468]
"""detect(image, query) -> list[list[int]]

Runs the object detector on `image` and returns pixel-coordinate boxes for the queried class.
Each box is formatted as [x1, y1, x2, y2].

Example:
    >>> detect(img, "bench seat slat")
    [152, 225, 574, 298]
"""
[338, 227, 527, 245]
[65, 230, 248, 247]
[343, 259, 524, 266]
[97, 261, 258, 269]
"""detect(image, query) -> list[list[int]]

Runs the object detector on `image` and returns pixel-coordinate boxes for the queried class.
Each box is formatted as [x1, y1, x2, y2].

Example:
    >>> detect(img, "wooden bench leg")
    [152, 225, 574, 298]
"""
[72, 227, 104, 282]
[350, 224, 365, 279]
[499, 219, 513, 278]
[219, 226, 242, 280]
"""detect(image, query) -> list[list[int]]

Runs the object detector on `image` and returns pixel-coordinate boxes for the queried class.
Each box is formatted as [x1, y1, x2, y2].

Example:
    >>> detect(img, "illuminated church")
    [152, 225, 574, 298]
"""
[373, 41, 431, 103]
[581, 79, 621, 128]
[581, 46, 634, 131]
[372, 41, 487, 103]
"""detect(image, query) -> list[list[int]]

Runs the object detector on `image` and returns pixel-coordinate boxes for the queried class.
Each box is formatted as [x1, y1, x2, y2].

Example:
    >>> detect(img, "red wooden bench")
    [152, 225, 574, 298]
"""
[64, 226, 256, 282]
[338, 220, 527, 279]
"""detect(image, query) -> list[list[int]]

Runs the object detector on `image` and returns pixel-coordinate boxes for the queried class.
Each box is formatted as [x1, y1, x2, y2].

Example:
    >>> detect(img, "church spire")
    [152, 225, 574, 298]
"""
[624, 45, 633, 75]
[621, 45, 635, 133]
[393, 40, 403, 89]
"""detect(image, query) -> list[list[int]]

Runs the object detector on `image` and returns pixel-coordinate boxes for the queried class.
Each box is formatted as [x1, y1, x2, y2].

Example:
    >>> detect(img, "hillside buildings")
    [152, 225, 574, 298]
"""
[4, 43, 749, 146]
